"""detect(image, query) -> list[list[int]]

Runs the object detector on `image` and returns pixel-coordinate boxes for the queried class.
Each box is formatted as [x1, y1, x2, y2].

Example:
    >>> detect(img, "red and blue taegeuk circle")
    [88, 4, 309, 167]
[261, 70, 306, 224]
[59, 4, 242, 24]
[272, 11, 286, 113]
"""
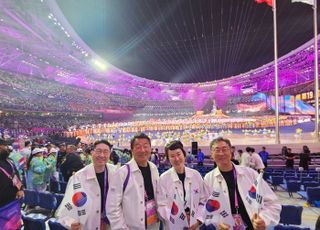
[205, 199, 220, 212]
[248, 186, 257, 199]
[171, 202, 179, 215]
[72, 192, 87, 207]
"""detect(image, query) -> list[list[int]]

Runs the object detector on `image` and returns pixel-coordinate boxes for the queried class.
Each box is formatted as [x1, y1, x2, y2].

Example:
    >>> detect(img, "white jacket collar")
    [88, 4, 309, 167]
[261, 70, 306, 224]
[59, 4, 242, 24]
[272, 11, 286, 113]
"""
[213, 163, 245, 178]
[170, 166, 192, 182]
[86, 163, 111, 180]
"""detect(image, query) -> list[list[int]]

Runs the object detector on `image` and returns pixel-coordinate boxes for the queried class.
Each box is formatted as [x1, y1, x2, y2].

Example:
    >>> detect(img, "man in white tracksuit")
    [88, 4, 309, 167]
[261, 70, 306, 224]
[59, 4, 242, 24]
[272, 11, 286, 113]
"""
[56, 140, 116, 230]
[203, 137, 281, 230]
[107, 133, 160, 230]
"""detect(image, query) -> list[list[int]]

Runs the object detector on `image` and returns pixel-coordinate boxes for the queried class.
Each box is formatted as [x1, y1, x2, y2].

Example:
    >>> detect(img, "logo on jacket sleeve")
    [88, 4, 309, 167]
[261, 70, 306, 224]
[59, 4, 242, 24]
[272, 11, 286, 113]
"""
[72, 192, 87, 207]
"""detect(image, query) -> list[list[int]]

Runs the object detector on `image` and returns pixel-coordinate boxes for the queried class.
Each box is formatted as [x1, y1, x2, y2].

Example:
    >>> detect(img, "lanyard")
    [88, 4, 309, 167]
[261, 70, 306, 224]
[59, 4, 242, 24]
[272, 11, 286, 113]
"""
[102, 166, 109, 223]
[0, 160, 15, 179]
[233, 167, 239, 214]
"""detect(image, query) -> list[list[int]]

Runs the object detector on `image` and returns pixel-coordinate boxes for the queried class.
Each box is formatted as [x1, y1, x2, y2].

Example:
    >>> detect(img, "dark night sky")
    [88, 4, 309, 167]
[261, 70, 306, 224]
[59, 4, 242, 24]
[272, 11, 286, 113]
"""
[57, 0, 319, 83]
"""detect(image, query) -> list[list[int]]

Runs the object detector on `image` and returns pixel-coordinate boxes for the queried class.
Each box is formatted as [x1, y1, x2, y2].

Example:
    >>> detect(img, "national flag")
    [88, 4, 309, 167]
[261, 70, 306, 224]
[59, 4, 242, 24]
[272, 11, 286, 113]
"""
[255, 0, 273, 7]
[246, 173, 264, 212]
[203, 184, 234, 227]
[18, 156, 26, 170]
[56, 175, 89, 226]
[169, 188, 189, 229]
[292, 0, 314, 5]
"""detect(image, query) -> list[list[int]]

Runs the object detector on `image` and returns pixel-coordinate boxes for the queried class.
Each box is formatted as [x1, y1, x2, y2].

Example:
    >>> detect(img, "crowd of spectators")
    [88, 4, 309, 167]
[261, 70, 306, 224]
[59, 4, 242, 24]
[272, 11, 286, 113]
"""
[0, 71, 144, 113]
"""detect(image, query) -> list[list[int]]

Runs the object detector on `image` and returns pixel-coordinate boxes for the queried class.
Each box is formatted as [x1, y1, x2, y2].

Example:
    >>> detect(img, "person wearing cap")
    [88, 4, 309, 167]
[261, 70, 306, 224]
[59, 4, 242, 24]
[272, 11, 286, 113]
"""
[26, 147, 52, 192]
[56, 140, 116, 230]
[44, 148, 58, 182]
[203, 137, 281, 230]
[157, 140, 207, 229]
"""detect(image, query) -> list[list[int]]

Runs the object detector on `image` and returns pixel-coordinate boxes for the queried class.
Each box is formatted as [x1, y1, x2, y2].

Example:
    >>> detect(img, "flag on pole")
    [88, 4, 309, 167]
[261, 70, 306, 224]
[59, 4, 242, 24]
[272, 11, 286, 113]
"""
[56, 175, 89, 226]
[292, 0, 314, 5]
[245, 173, 264, 212]
[255, 0, 273, 7]
[203, 183, 234, 227]
[169, 188, 189, 229]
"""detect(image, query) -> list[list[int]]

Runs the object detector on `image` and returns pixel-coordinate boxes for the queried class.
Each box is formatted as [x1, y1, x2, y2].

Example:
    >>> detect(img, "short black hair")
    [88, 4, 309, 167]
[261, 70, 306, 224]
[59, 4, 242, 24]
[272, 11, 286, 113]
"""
[210, 137, 232, 150]
[165, 140, 186, 158]
[94, 140, 112, 150]
[130, 133, 151, 149]
[25, 141, 31, 147]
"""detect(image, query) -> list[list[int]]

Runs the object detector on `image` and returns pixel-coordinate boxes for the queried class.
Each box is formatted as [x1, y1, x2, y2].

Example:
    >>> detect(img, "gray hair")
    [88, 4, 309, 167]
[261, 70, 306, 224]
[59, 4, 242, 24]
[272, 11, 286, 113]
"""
[209, 137, 232, 150]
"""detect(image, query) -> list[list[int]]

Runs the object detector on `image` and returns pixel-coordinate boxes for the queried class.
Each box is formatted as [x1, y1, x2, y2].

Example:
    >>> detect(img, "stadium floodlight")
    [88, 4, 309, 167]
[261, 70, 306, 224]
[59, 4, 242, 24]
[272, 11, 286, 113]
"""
[92, 59, 107, 71]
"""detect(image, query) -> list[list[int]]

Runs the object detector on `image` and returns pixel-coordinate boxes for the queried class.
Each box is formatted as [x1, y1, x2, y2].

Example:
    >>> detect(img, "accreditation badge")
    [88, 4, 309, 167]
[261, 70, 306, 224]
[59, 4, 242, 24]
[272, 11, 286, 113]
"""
[146, 199, 158, 226]
[12, 174, 22, 190]
[232, 214, 246, 230]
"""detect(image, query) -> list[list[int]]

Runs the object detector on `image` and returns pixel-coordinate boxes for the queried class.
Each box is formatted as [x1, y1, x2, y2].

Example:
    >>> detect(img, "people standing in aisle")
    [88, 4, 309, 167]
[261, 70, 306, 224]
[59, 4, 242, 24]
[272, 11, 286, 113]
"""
[197, 149, 205, 167]
[203, 137, 281, 230]
[157, 140, 206, 229]
[56, 139, 116, 230]
[285, 148, 295, 169]
[258, 147, 269, 168]
[299, 145, 311, 171]
[230, 146, 239, 165]
[248, 148, 265, 172]
[240, 147, 250, 167]
[107, 133, 160, 230]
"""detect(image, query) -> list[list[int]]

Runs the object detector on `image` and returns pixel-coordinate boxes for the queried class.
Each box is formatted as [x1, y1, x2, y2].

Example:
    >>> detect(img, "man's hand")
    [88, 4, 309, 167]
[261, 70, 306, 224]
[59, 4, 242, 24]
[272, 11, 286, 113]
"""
[16, 190, 24, 199]
[189, 220, 202, 230]
[251, 213, 266, 230]
[218, 223, 230, 230]
[71, 222, 81, 230]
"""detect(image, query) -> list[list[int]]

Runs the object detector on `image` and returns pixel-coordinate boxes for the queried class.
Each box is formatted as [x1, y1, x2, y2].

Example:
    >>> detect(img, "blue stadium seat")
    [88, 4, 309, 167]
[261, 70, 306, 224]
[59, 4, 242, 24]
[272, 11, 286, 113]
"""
[279, 205, 303, 225]
[55, 194, 64, 209]
[302, 181, 319, 191]
[300, 177, 314, 182]
[38, 192, 57, 211]
[306, 186, 320, 205]
[286, 181, 301, 197]
[48, 219, 68, 230]
[270, 176, 284, 190]
[50, 179, 60, 193]
[59, 182, 67, 194]
[22, 215, 46, 230]
[23, 189, 39, 208]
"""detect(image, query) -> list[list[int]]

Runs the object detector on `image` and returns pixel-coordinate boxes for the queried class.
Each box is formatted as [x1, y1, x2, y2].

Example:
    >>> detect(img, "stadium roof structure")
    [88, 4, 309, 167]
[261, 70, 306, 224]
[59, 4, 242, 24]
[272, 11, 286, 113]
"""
[0, 0, 318, 110]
